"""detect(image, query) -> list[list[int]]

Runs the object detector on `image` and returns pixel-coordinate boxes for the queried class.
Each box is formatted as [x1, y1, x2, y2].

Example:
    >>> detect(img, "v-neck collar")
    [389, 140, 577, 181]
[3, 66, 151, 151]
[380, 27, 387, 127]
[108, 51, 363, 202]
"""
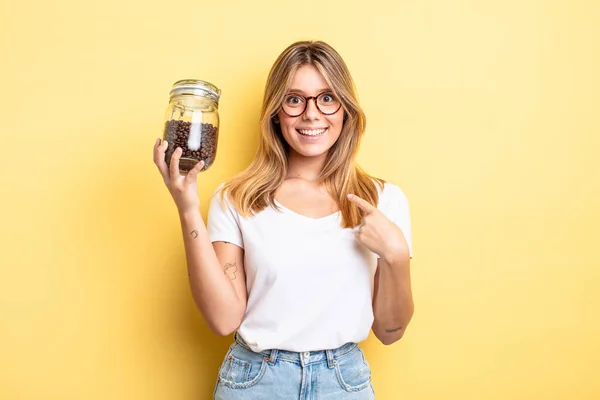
[273, 199, 340, 222]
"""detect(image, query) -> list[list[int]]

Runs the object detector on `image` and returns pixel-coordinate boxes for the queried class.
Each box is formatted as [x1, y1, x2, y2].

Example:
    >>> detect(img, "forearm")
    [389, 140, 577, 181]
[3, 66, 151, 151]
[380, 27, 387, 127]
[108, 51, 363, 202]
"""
[372, 254, 414, 345]
[178, 209, 243, 335]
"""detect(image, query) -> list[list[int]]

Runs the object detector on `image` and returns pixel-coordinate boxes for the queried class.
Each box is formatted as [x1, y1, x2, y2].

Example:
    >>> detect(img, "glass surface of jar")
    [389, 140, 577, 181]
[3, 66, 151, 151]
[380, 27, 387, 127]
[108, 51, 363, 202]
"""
[163, 79, 221, 174]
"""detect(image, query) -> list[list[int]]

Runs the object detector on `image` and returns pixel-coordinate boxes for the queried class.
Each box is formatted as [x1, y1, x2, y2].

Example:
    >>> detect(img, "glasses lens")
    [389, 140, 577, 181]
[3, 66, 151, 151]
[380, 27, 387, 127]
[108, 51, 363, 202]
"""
[317, 93, 341, 114]
[282, 95, 306, 117]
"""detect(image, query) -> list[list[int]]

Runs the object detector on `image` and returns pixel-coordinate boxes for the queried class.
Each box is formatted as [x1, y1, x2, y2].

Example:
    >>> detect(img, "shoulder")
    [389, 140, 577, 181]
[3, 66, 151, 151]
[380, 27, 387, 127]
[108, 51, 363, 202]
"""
[209, 182, 234, 211]
[210, 182, 226, 202]
[374, 180, 409, 208]
[213, 182, 226, 194]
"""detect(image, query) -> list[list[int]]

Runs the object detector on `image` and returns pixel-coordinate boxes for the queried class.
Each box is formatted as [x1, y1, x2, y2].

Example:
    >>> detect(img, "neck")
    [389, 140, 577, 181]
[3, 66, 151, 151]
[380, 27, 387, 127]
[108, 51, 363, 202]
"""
[286, 150, 328, 182]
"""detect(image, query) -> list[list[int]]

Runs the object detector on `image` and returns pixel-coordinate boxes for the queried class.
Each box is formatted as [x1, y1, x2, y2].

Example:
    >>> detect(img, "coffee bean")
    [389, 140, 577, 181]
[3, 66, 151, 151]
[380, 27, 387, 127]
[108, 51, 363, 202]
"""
[163, 120, 218, 173]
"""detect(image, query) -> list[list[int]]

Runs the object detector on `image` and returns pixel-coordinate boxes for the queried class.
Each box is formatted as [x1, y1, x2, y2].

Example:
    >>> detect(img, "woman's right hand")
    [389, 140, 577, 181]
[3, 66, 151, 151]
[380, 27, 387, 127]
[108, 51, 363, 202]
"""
[153, 138, 205, 214]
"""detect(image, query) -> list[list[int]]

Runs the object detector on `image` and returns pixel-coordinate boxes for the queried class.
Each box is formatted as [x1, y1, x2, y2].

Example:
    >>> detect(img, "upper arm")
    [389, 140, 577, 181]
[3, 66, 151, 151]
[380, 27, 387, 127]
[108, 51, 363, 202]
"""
[213, 241, 248, 310]
[372, 259, 381, 309]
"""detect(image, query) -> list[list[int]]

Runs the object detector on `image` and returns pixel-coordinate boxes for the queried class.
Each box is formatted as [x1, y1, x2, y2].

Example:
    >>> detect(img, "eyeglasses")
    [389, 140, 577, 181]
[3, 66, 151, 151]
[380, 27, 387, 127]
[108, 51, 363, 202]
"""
[281, 91, 342, 117]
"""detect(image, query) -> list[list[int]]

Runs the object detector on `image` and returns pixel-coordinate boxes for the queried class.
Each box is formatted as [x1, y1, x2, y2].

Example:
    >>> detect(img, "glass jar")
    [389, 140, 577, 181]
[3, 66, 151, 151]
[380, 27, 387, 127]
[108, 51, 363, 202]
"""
[162, 79, 221, 174]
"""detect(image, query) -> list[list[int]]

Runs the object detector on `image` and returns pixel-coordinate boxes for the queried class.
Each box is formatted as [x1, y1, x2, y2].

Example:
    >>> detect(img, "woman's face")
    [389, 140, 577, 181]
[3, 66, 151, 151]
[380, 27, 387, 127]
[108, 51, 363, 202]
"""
[276, 64, 345, 159]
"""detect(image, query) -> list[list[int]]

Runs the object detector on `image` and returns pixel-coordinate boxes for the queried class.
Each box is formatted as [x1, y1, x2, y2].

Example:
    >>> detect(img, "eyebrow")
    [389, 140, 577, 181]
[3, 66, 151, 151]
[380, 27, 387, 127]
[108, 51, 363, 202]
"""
[287, 88, 332, 94]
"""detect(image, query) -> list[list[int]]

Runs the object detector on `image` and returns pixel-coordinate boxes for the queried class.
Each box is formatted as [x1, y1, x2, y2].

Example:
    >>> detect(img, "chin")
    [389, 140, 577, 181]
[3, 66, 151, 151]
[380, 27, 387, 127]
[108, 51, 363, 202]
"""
[293, 147, 329, 158]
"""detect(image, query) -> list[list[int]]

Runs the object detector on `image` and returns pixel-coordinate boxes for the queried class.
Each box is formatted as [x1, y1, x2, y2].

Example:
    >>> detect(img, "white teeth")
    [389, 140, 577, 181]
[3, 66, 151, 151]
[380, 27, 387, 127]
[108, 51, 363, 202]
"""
[298, 128, 327, 136]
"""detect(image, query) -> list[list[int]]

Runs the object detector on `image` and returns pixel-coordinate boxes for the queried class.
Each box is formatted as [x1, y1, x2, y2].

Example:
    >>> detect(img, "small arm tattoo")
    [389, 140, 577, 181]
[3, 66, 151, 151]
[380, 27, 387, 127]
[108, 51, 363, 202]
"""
[191, 230, 198, 238]
[385, 326, 403, 333]
[224, 262, 238, 280]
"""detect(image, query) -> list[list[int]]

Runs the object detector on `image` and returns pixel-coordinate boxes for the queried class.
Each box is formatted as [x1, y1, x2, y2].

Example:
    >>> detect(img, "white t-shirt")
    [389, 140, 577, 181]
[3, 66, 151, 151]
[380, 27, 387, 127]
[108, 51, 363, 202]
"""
[207, 181, 413, 353]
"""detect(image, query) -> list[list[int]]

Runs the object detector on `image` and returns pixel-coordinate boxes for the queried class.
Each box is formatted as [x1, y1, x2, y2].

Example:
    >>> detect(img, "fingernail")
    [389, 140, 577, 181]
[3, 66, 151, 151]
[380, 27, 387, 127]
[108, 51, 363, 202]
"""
[347, 194, 353, 199]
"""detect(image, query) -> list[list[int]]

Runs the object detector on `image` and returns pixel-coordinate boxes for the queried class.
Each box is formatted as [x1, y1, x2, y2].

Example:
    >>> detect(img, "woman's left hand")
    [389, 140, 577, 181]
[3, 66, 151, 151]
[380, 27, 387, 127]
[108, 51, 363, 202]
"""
[347, 194, 410, 263]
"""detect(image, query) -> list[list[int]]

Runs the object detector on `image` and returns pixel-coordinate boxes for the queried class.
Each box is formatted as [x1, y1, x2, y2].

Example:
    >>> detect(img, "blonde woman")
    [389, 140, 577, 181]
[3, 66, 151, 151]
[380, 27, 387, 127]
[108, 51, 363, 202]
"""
[153, 40, 414, 399]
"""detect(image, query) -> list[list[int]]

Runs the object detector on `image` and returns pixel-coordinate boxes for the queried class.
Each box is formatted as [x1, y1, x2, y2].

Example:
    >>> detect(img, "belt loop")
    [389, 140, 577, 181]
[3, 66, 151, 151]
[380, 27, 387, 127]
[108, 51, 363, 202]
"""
[266, 348, 278, 365]
[326, 349, 335, 369]
[234, 331, 243, 346]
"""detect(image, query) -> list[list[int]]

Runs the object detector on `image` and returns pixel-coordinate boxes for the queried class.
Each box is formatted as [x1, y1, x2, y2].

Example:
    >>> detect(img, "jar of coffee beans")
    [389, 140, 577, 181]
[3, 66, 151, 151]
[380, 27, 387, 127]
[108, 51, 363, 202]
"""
[163, 79, 221, 174]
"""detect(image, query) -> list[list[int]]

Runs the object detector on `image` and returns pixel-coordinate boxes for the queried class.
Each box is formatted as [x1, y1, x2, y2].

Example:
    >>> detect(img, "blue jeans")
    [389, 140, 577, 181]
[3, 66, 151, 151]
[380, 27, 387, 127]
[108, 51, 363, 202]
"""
[213, 332, 375, 399]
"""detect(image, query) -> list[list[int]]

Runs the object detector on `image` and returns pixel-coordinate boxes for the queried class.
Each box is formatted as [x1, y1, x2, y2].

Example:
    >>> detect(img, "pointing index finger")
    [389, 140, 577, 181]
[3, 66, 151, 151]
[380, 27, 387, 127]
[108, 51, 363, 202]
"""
[347, 194, 376, 214]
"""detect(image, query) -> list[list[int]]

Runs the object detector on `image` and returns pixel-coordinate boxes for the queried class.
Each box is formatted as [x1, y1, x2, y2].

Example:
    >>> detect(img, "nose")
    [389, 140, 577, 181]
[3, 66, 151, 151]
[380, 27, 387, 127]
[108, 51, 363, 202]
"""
[303, 97, 320, 120]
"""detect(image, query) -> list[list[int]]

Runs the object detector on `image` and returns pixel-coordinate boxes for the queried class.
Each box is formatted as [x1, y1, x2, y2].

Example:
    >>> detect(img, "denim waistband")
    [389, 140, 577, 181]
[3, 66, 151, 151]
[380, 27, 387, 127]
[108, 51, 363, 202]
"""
[233, 331, 359, 368]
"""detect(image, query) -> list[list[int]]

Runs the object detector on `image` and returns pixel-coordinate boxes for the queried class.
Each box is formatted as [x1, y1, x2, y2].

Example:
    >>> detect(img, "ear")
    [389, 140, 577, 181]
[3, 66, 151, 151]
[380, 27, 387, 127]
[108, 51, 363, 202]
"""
[273, 115, 280, 124]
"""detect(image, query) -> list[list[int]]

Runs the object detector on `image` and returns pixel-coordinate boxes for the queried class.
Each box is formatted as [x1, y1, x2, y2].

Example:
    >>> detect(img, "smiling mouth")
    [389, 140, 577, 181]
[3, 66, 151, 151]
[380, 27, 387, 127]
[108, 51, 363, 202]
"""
[296, 128, 328, 136]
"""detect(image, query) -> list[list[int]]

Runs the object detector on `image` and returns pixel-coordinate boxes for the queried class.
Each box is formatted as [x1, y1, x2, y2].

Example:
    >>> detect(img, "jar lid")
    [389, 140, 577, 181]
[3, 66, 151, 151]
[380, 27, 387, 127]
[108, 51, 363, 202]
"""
[169, 79, 221, 101]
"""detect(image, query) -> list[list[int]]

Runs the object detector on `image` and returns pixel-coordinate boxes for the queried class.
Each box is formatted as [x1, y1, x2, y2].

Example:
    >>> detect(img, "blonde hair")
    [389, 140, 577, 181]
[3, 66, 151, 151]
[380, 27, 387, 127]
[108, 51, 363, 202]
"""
[218, 40, 385, 228]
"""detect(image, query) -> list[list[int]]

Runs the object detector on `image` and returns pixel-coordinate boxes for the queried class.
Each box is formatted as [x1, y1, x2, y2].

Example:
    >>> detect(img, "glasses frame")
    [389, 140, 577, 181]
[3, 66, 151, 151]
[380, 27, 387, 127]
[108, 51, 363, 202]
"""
[280, 91, 343, 117]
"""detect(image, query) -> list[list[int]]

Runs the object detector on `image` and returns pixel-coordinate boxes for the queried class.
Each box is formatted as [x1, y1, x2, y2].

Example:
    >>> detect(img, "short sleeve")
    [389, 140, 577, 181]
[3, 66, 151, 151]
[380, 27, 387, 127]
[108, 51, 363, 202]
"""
[207, 184, 244, 249]
[377, 183, 413, 259]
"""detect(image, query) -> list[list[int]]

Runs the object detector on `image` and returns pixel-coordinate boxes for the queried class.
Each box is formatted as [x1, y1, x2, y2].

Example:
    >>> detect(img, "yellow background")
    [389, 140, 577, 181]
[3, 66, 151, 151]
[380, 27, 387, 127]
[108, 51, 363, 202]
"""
[1, 0, 599, 398]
